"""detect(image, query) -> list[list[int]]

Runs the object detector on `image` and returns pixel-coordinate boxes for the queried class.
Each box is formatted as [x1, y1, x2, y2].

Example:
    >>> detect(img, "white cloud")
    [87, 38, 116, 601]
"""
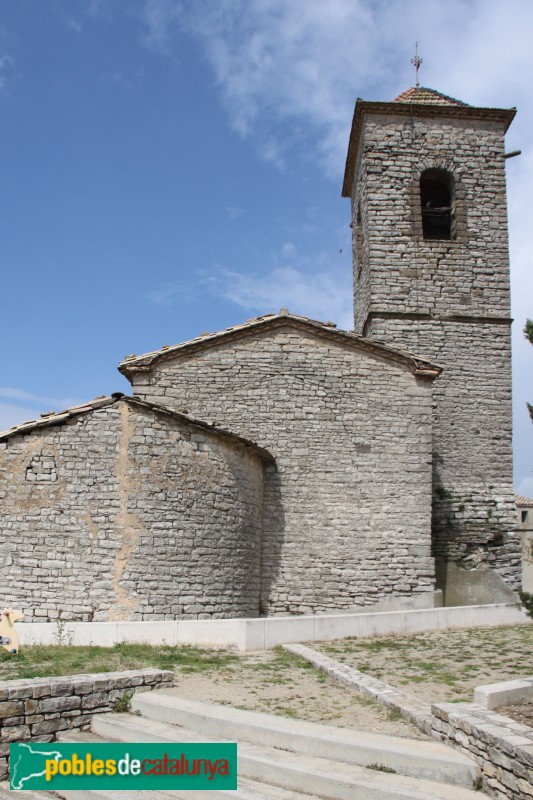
[138, 0, 533, 177]
[217, 241, 353, 329]
[67, 17, 83, 33]
[144, 244, 353, 329]
[0, 387, 82, 409]
[137, 0, 533, 487]
[101, 68, 144, 92]
[139, 0, 183, 54]
[144, 280, 199, 306]
[225, 206, 246, 221]
[221, 265, 353, 330]
[0, 54, 14, 92]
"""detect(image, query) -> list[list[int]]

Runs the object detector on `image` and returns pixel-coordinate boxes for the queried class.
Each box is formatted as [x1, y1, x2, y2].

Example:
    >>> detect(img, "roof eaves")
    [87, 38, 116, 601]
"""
[123, 397, 274, 462]
[516, 495, 533, 508]
[118, 313, 442, 379]
[119, 314, 280, 374]
[0, 395, 122, 442]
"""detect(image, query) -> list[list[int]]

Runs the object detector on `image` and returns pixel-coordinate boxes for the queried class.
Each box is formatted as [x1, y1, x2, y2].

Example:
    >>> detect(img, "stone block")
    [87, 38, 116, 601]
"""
[81, 692, 111, 710]
[39, 695, 81, 714]
[0, 701, 23, 719]
[31, 718, 69, 735]
[0, 725, 30, 742]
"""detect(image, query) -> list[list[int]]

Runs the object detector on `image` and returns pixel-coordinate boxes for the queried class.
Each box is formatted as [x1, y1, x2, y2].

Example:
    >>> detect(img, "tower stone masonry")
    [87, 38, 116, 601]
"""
[343, 86, 520, 596]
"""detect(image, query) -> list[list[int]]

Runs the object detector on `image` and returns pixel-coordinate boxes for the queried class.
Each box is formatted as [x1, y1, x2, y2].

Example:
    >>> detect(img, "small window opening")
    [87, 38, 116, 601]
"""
[522, 510, 529, 523]
[420, 169, 455, 240]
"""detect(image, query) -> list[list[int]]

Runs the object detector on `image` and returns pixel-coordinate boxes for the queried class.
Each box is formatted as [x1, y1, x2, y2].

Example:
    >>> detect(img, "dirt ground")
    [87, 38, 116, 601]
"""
[499, 704, 533, 727]
[168, 648, 429, 739]
[314, 624, 533, 705]
[168, 625, 533, 739]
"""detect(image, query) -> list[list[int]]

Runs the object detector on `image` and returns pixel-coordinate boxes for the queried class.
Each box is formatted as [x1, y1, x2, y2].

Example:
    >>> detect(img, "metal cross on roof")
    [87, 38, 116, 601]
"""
[411, 42, 422, 87]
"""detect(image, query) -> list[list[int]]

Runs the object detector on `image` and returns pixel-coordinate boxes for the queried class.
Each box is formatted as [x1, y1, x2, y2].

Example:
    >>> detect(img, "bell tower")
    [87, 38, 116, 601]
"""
[343, 85, 521, 599]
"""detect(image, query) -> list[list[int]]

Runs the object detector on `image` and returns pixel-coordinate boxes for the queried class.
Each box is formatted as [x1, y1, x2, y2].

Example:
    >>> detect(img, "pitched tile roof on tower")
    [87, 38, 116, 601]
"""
[342, 90, 516, 198]
[394, 86, 468, 106]
[118, 310, 442, 380]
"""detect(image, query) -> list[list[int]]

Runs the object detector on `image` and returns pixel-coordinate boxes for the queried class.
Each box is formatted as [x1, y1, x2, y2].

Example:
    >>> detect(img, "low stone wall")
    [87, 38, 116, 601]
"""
[431, 703, 533, 800]
[284, 642, 434, 733]
[285, 643, 533, 799]
[0, 668, 173, 780]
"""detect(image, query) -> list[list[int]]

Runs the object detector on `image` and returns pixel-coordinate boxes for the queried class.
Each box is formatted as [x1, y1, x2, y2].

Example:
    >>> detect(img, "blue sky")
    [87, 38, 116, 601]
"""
[1, 0, 532, 495]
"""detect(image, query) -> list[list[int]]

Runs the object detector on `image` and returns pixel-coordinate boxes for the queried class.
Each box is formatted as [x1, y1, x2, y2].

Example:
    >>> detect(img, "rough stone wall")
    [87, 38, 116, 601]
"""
[0, 409, 122, 622]
[0, 668, 173, 780]
[352, 114, 512, 323]
[119, 402, 265, 620]
[131, 323, 436, 615]
[0, 400, 265, 621]
[351, 110, 519, 588]
[368, 317, 518, 587]
[431, 702, 533, 800]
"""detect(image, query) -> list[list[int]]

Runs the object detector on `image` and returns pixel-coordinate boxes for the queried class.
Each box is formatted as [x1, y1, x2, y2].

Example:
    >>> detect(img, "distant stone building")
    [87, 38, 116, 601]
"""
[0, 86, 521, 621]
[517, 496, 533, 593]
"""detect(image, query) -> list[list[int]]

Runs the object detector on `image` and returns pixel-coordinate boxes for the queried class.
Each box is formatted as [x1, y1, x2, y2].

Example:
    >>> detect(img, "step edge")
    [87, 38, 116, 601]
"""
[131, 693, 473, 764]
[90, 715, 488, 799]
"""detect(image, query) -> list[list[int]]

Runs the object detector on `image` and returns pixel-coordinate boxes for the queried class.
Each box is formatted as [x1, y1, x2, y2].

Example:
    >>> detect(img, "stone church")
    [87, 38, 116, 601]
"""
[0, 86, 520, 622]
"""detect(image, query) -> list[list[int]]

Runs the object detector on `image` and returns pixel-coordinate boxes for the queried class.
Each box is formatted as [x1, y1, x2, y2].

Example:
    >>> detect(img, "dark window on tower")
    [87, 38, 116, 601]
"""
[523, 510, 529, 523]
[420, 169, 455, 240]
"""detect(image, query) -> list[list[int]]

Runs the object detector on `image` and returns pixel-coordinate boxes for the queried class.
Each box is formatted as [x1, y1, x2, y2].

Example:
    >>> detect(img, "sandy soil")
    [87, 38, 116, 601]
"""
[499, 704, 533, 727]
[166, 625, 533, 739]
[167, 649, 429, 739]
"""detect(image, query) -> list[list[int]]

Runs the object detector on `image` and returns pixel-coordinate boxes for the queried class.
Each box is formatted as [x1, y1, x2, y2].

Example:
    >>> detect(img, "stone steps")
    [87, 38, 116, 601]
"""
[0, 692, 492, 800]
[49, 700, 492, 800]
[130, 691, 477, 787]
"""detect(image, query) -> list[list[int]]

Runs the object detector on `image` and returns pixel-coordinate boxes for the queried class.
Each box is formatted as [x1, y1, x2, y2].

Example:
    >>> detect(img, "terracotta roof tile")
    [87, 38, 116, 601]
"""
[516, 495, 533, 507]
[394, 86, 468, 107]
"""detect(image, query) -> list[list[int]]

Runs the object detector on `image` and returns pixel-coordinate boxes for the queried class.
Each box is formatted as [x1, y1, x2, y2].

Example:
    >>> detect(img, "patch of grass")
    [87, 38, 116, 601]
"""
[367, 763, 397, 774]
[112, 690, 133, 713]
[0, 643, 241, 681]
[353, 694, 380, 708]
[272, 705, 298, 718]
[314, 624, 533, 702]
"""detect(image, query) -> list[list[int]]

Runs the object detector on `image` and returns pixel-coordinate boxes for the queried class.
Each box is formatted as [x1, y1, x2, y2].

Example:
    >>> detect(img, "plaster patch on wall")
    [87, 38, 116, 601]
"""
[110, 403, 141, 620]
